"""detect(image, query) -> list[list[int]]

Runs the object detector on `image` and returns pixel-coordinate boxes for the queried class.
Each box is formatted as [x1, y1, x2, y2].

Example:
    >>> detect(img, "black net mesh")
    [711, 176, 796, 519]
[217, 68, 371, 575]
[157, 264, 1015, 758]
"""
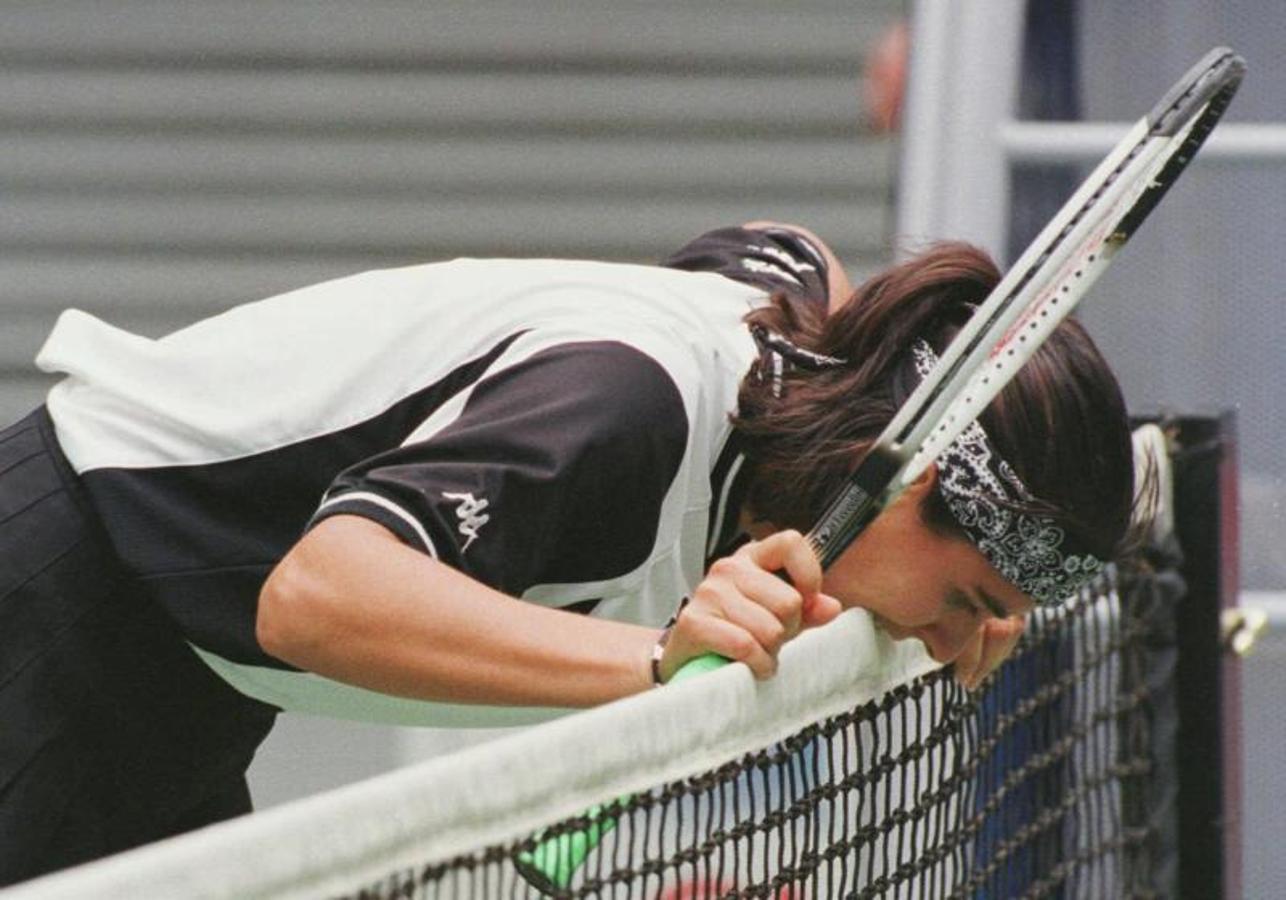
[339, 561, 1180, 900]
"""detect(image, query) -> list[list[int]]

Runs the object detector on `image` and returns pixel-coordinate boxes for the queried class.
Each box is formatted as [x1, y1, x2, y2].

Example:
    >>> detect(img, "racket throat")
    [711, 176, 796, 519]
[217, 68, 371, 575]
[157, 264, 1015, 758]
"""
[809, 447, 903, 569]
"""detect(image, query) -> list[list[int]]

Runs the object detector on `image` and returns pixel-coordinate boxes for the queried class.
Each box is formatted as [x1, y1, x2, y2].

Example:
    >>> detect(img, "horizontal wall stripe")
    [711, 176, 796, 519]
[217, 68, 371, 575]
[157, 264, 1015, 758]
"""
[1, 2, 890, 72]
[0, 0, 903, 431]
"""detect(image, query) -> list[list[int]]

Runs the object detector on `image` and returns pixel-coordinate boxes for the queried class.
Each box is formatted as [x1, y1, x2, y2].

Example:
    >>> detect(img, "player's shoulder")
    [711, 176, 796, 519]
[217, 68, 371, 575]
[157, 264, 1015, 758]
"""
[343, 255, 758, 419]
[479, 337, 691, 433]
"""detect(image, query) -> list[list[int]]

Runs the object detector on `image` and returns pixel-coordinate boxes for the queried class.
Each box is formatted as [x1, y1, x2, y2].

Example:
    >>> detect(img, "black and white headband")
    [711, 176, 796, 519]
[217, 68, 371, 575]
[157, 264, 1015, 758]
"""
[748, 326, 1106, 604]
[909, 340, 1105, 605]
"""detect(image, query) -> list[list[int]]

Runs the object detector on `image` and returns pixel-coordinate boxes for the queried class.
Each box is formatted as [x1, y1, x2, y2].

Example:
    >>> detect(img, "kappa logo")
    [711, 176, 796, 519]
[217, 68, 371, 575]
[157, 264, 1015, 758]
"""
[443, 491, 490, 553]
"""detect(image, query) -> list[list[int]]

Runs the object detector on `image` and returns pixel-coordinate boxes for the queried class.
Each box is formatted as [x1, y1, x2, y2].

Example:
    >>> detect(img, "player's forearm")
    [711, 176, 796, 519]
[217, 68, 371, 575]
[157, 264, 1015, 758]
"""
[257, 515, 657, 707]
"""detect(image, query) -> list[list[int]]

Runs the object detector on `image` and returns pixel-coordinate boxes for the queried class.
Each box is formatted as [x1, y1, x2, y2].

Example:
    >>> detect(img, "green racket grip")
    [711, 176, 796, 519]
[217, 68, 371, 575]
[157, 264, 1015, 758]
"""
[669, 651, 730, 682]
[514, 653, 731, 893]
[513, 802, 617, 893]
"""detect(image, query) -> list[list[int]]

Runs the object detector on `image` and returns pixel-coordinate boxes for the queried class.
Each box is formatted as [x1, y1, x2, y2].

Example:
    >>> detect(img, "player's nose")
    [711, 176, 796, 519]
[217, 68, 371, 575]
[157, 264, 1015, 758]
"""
[917, 617, 982, 665]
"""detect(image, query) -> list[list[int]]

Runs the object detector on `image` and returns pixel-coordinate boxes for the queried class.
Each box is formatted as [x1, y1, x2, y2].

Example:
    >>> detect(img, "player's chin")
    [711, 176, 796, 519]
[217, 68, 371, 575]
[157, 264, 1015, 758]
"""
[869, 613, 913, 642]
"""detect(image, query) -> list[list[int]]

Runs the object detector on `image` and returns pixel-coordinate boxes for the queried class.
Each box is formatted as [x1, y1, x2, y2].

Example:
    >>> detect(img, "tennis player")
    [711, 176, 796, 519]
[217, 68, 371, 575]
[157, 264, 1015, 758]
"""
[0, 224, 1135, 884]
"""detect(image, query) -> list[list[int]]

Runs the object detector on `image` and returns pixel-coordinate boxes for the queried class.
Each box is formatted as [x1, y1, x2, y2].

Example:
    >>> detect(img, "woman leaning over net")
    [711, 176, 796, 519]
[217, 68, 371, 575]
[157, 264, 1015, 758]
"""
[0, 224, 1135, 886]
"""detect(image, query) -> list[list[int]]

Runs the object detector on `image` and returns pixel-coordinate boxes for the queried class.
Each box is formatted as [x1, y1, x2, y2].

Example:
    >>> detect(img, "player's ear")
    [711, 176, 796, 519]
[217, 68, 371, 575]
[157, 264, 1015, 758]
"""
[736, 505, 779, 541]
[903, 462, 939, 500]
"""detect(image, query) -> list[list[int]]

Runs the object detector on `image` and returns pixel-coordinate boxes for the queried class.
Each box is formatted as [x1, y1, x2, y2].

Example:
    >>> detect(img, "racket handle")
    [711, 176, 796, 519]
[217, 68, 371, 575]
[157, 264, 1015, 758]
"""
[514, 653, 730, 893]
[669, 651, 730, 683]
[514, 802, 618, 893]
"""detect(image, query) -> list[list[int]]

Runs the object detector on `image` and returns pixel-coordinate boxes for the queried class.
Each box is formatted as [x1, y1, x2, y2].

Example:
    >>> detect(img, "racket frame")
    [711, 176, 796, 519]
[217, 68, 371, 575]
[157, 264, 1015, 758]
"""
[809, 47, 1244, 570]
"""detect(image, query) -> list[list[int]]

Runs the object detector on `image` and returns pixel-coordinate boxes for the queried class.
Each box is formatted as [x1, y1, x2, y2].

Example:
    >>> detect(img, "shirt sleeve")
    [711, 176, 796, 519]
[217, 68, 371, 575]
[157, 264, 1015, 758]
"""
[306, 341, 690, 597]
[660, 225, 831, 307]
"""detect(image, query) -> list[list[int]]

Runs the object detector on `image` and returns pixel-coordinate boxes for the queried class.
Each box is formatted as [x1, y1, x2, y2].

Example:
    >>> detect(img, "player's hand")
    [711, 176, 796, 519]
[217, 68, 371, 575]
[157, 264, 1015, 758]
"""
[951, 614, 1027, 691]
[657, 530, 843, 683]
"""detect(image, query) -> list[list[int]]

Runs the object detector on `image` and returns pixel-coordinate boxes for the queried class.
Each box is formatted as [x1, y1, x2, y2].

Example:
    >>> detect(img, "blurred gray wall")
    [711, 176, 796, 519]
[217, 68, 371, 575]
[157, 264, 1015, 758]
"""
[1044, 9, 1286, 894]
[0, 1, 905, 806]
[1, 0, 903, 421]
[1075, 4, 1286, 592]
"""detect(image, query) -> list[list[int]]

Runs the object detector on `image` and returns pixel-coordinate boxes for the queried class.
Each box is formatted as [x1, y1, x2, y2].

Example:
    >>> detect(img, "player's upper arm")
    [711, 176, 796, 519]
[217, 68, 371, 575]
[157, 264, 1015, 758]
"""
[307, 340, 691, 595]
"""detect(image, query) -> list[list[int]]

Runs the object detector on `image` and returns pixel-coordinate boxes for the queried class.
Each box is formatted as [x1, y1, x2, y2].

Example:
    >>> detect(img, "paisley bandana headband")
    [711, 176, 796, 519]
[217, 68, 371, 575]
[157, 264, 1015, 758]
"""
[746, 327, 1105, 603]
[910, 340, 1105, 605]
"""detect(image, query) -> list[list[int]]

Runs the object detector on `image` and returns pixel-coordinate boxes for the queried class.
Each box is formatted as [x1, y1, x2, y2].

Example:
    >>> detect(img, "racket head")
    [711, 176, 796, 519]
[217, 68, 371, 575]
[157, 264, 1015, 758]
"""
[808, 47, 1245, 570]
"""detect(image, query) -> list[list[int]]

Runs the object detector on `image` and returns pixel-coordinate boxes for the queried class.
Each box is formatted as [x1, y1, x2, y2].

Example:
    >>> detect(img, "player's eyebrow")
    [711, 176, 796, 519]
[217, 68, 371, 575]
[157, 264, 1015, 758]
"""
[976, 587, 1010, 619]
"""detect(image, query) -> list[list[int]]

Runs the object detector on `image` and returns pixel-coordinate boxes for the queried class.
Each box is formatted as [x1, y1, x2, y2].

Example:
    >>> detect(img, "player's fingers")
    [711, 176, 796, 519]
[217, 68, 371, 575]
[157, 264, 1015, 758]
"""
[718, 591, 791, 656]
[952, 629, 986, 690]
[957, 615, 1026, 690]
[670, 614, 778, 680]
[666, 579, 784, 680]
[979, 616, 1025, 675]
[741, 530, 823, 598]
[723, 561, 806, 637]
[690, 567, 793, 655]
[802, 593, 843, 629]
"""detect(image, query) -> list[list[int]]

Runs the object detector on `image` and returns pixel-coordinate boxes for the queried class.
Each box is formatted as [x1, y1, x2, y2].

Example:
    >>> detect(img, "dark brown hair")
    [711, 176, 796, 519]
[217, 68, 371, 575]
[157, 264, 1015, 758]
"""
[733, 241, 1135, 563]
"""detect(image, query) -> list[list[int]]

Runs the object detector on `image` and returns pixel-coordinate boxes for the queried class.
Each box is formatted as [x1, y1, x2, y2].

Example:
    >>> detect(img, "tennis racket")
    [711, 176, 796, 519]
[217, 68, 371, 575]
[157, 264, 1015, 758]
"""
[516, 45, 1245, 894]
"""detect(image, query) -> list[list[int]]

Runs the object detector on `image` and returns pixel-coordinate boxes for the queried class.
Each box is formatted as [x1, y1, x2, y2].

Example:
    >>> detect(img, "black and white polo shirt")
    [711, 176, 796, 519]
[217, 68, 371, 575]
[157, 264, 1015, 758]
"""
[35, 227, 830, 725]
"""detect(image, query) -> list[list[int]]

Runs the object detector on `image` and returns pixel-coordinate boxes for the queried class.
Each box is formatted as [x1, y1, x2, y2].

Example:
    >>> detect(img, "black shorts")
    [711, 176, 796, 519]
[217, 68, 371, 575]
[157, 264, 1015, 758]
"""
[0, 408, 277, 887]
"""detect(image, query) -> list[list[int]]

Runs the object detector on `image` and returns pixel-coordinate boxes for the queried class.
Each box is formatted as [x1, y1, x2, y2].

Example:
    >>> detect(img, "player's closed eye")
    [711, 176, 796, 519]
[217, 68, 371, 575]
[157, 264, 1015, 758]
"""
[947, 590, 988, 619]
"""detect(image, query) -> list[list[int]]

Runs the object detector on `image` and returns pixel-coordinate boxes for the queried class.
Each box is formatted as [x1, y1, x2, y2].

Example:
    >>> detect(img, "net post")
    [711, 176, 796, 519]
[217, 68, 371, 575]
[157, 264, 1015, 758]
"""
[1215, 411, 1243, 900]
[1171, 412, 1241, 899]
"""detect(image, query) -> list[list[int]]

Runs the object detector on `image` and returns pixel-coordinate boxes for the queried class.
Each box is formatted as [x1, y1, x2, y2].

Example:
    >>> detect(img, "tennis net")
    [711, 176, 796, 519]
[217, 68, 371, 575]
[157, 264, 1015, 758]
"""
[7, 424, 1198, 900]
[347, 571, 1169, 900]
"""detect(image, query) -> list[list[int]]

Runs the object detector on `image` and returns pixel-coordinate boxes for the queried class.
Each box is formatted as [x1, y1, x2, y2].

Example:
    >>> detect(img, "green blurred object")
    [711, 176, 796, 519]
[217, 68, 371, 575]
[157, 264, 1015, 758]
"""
[514, 653, 730, 892]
